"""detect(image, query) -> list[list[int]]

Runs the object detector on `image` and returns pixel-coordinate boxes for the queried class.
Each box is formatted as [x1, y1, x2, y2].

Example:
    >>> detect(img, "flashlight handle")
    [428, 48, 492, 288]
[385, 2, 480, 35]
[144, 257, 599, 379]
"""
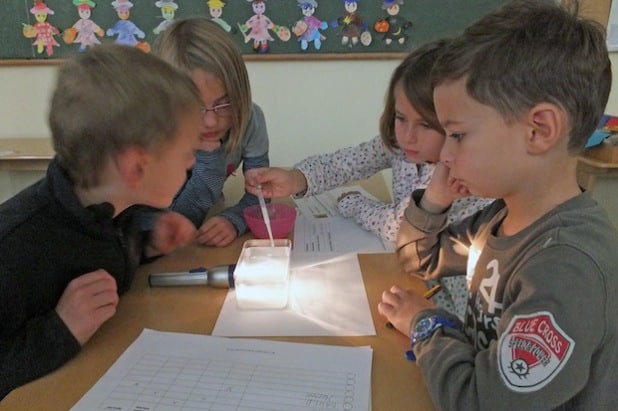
[209, 264, 236, 288]
[148, 264, 235, 288]
[148, 269, 208, 287]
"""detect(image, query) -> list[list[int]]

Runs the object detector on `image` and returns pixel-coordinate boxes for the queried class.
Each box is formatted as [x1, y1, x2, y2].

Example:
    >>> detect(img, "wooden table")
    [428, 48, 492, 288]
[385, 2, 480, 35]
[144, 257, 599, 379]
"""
[0, 138, 54, 171]
[576, 155, 618, 228]
[1, 236, 436, 410]
[577, 155, 618, 192]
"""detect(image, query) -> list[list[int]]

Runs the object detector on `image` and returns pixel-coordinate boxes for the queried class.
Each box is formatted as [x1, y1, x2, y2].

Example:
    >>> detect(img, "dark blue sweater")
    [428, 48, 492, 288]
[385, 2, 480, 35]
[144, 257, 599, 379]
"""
[0, 158, 146, 399]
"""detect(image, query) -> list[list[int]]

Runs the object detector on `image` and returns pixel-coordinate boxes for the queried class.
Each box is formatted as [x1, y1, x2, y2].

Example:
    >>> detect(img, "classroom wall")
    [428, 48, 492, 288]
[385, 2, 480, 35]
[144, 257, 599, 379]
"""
[0, 59, 398, 167]
[2, 54, 618, 164]
[3, 55, 618, 165]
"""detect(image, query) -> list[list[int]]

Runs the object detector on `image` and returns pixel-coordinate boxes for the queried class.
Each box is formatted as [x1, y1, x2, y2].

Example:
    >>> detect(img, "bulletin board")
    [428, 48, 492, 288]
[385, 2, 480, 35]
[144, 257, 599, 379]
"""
[1, 0, 511, 64]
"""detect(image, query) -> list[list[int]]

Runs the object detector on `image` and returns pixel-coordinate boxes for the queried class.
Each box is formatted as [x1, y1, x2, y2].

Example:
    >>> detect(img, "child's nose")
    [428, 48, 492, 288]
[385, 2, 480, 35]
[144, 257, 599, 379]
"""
[440, 138, 455, 166]
[202, 110, 219, 127]
[402, 124, 417, 143]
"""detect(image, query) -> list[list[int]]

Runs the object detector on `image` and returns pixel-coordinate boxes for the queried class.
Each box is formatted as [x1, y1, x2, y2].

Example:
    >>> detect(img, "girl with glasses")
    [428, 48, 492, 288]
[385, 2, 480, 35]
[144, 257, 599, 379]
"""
[154, 17, 270, 247]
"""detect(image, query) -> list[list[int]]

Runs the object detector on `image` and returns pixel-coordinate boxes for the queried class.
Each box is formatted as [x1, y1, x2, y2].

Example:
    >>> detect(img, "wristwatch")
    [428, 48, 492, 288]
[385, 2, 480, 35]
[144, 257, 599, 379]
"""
[406, 315, 459, 361]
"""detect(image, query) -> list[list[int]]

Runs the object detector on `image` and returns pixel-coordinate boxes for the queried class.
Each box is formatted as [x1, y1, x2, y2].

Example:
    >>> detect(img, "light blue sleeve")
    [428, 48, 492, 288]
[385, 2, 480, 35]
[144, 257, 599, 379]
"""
[170, 149, 226, 228]
[219, 104, 270, 234]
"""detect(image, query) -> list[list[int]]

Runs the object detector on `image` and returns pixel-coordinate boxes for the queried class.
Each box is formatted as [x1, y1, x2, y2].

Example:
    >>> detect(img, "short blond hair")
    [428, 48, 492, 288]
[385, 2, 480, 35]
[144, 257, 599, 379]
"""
[49, 44, 200, 188]
[153, 18, 252, 155]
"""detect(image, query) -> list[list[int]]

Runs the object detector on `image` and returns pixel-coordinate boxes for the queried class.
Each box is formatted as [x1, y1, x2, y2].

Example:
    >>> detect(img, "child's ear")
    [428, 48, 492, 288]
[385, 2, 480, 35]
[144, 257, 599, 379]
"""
[115, 146, 149, 188]
[526, 103, 567, 155]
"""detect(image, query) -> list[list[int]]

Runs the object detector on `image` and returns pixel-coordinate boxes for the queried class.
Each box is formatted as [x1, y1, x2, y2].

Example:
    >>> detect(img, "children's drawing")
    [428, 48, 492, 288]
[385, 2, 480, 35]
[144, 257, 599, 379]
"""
[153, 0, 178, 35]
[331, 0, 371, 47]
[238, 0, 290, 54]
[293, 0, 327, 51]
[63, 0, 104, 51]
[374, 0, 412, 46]
[107, 0, 150, 52]
[207, 0, 234, 33]
[22, 0, 60, 57]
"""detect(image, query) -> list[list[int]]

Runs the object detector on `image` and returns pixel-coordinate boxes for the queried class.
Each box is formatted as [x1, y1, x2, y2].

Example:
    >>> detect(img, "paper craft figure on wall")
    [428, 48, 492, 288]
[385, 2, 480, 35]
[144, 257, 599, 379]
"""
[373, 0, 411, 45]
[292, 0, 327, 51]
[107, 0, 150, 52]
[238, 0, 290, 54]
[22, 0, 60, 57]
[331, 0, 371, 47]
[207, 0, 234, 33]
[63, 0, 104, 51]
[153, 0, 178, 35]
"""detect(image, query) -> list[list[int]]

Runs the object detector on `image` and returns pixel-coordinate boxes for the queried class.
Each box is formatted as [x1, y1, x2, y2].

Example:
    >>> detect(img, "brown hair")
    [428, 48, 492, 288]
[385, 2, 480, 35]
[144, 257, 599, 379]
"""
[49, 44, 200, 188]
[379, 39, 449, 151]
[431, 0, 611, 153]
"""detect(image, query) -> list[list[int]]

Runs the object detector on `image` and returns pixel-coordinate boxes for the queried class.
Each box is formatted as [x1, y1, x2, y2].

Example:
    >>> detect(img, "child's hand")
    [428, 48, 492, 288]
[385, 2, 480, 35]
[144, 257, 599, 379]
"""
[148, 211, 197, 256]
[55, 269, 118, 345]
[245, 167, 307, 198]
[337, 191, 362, 218]
[197, 216, 237, 247]
[422, 162, 469, 213]
[337, 190, 361, 202]
[378, 285, 435, 337]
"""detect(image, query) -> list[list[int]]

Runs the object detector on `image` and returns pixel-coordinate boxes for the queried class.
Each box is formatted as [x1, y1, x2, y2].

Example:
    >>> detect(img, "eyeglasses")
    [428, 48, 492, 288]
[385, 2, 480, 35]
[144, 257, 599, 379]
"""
[200, 102, 233, 117]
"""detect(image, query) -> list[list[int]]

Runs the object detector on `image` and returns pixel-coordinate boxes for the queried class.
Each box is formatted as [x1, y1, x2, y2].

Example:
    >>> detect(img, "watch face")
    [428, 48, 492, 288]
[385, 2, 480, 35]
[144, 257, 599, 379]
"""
[416, 317, 436, 335]
[414, 316, 438, 341]
[410, 315, 459, 361]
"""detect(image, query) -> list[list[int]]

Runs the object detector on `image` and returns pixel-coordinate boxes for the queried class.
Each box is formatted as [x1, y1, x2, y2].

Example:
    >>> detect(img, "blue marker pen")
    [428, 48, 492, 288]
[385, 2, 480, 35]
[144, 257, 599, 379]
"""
[148, 264, 236, 288]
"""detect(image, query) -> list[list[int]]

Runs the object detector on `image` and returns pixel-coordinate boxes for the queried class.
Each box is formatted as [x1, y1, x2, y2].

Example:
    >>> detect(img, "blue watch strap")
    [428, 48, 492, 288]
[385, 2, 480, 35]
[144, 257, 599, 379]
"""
[405, 348, 418, 361]
[406, 315, 459, 361]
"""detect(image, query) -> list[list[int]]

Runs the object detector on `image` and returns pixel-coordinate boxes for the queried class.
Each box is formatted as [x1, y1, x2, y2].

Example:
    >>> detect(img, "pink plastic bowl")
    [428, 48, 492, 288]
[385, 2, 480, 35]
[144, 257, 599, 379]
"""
[243, 203, 297, 239]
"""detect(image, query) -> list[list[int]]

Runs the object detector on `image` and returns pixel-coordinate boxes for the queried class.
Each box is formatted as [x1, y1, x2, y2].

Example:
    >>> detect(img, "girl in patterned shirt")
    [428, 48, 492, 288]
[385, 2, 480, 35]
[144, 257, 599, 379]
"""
[247, 39, 494, 319]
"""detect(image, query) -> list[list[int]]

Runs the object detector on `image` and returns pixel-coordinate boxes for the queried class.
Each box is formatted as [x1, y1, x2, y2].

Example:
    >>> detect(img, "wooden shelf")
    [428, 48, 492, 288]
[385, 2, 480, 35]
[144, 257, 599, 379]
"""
[0, 138, 54, 171]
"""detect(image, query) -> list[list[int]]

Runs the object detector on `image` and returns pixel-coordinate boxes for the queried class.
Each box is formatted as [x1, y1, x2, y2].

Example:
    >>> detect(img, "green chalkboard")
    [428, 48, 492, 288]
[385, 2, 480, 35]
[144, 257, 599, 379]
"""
[1, 0, 508, 63]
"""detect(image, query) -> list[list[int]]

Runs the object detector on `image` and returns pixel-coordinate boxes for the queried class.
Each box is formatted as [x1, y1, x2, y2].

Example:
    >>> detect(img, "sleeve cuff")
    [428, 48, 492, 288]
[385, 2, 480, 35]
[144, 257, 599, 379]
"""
[337, 193, 363, 218]
[404, 189, 450, 232]
[219, 211, 246, 235]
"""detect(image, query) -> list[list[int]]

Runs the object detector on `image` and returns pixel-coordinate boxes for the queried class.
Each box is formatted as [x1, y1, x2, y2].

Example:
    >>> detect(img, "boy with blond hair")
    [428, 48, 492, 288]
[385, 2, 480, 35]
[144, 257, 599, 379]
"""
[379, 0, 618, 409]
[0, 44, 202, 398]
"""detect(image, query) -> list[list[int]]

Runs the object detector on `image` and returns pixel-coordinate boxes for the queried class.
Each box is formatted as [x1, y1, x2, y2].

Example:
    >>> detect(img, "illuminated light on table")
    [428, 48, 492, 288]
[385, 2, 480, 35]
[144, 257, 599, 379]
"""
[234, 239, 291, 309]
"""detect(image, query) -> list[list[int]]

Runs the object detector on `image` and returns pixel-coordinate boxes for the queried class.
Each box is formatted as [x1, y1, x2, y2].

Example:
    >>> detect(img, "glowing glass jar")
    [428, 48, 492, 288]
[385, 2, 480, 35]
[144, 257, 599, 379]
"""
[234, 239, 291, 309]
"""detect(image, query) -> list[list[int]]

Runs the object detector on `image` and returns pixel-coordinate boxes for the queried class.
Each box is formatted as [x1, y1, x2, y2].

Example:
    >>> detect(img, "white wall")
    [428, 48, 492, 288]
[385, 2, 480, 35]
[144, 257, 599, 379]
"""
[606, 54, 618, 114]
[3, 54, 618, 164]
[0, 59, 399, 167]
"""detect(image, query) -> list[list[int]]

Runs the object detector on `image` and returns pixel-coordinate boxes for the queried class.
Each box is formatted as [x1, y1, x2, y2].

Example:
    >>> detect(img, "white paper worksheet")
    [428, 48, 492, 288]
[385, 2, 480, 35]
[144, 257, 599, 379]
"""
[212, 253, 377, 337]
[292, 185, 393, 254]
[293, 214, 393, 254]
[293, 185, 378, 219]
[71, 328, 372, 411]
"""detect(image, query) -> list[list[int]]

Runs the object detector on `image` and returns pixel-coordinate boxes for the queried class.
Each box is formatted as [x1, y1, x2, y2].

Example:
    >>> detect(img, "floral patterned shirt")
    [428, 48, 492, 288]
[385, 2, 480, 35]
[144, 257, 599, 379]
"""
[295, 135, 494, 243]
